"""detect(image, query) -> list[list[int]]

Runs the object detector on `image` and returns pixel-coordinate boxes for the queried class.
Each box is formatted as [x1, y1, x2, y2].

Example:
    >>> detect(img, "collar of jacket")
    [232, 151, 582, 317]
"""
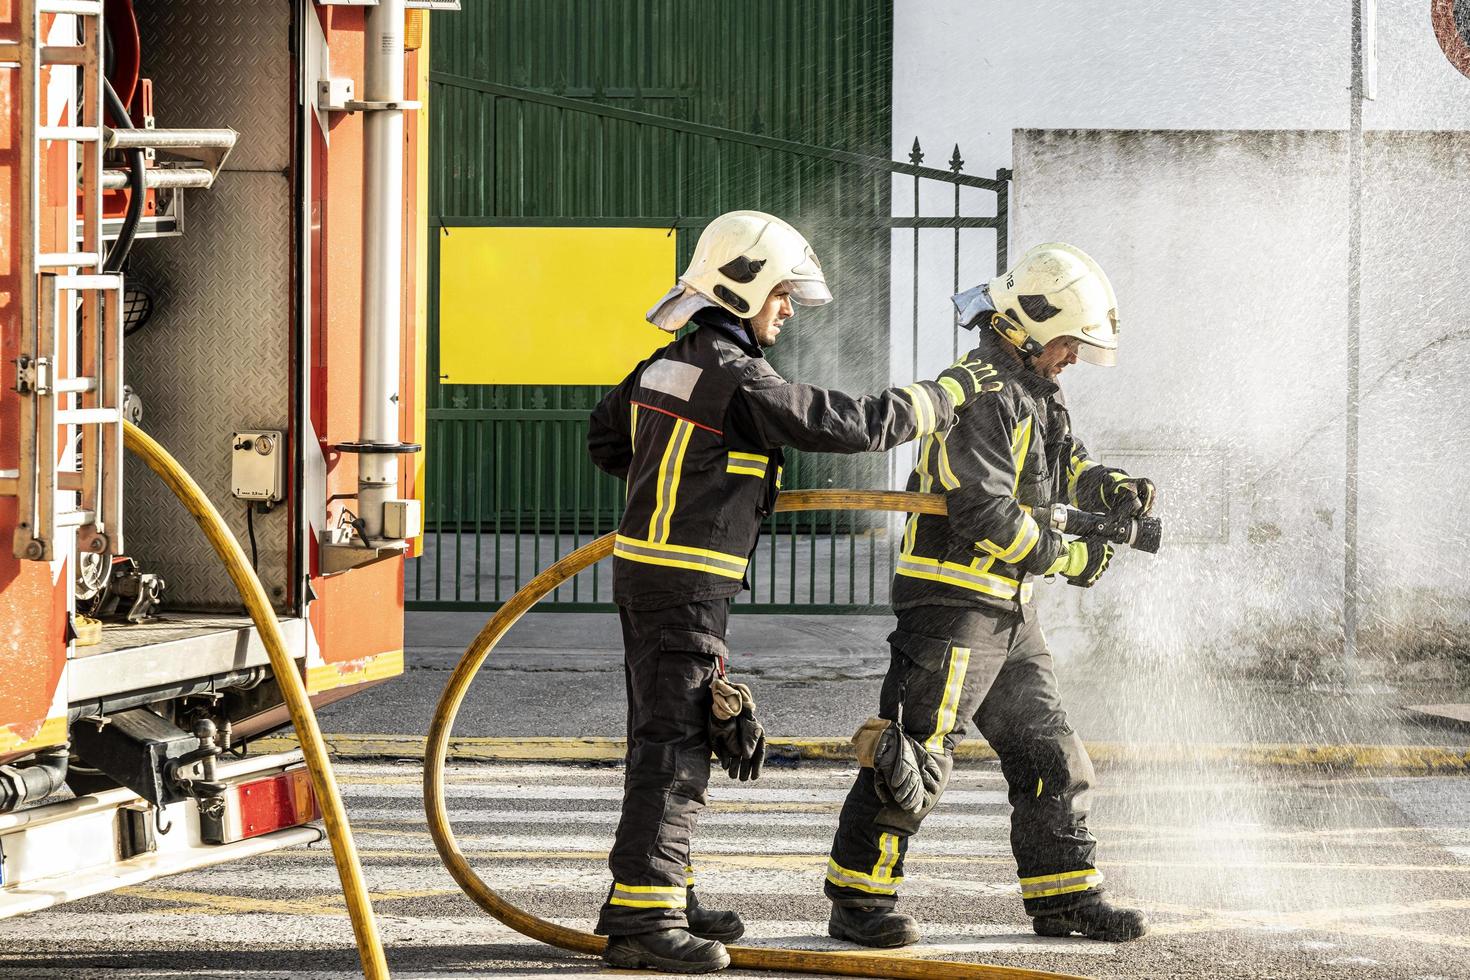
[973, 325, 1060, 399]
[690, 306, 764, 357]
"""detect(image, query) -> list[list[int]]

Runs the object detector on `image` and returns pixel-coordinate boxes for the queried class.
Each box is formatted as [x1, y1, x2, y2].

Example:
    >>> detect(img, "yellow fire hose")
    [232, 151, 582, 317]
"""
[424, 489, 1087, 980]
[123, 421, 391, 980]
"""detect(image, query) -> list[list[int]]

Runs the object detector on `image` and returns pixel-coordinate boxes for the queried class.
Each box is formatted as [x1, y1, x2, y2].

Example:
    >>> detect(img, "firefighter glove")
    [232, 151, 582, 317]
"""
[1053, 538, 1114, 588]
[869, 720, 943, 816]
[1106, 475, 1156, 518]
[935, 349, 1001, 408]
[709, 677, 766, 781]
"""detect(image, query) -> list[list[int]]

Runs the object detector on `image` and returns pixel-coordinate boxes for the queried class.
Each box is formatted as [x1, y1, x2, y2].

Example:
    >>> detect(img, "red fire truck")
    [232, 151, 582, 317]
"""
[0, 0, 439, 915]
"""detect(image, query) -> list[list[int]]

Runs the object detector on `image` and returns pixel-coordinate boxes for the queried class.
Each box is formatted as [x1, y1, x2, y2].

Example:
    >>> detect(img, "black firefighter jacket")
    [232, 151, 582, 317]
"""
[892, 330, 1131, 614]
[589, 307, 955, 610]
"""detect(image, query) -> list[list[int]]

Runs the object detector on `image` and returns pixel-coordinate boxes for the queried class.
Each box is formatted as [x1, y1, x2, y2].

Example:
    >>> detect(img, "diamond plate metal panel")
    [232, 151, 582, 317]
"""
[134, 0, 291, 174]
[125, 172, 292, 610]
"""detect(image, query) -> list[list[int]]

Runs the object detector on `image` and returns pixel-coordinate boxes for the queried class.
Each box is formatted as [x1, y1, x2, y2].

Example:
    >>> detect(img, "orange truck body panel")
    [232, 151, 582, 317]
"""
[0, 3, 427, 761]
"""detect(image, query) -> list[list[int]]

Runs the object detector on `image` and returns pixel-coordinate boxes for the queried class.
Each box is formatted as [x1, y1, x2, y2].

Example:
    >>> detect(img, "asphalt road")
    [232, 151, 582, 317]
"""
[2, 759, 1469, 979]
[331, 612, 1470, 747]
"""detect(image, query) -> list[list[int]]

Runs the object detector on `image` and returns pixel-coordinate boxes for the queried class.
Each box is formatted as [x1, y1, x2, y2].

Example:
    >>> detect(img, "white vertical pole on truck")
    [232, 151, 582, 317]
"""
[358, 0, 408, 542]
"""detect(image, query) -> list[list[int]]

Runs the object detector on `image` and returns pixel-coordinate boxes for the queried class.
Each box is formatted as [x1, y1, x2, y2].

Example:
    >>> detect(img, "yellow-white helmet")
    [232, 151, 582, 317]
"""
[987, 243, 1119, 365]
[679, 210, 832, 319]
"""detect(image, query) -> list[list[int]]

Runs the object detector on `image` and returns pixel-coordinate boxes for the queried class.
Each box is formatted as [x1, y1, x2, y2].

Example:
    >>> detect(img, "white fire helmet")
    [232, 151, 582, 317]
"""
[987, 242, 1119, 366]
[678, 210, 832, 321]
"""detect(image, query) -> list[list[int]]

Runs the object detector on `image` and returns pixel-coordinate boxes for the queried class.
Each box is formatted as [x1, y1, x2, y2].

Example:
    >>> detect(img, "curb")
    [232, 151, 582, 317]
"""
[249, 733, 1470, 773]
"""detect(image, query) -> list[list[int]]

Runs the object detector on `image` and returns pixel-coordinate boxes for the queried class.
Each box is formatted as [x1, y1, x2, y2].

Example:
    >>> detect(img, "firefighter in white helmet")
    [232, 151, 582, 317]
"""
[588, 210, 998, 973]
[824, 243, 1154, 947]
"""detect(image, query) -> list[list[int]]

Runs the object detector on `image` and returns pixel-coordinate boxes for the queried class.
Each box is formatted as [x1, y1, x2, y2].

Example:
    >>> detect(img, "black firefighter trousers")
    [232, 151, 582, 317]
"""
[596, 598, 728, 936]
[826, 604, 1104, 916]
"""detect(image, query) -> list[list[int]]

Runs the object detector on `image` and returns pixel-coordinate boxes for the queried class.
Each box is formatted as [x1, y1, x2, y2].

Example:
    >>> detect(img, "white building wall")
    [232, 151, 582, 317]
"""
[1007, 128, 1470, 663]
[888, 2, 1470, 663]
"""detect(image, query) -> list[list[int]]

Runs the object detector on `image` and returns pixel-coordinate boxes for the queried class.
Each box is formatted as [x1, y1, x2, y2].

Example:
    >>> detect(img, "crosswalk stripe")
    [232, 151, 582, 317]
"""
[353, 826, 1014, 857]
[346, 807, 1011, 829]
[338, 783, 1010, 805]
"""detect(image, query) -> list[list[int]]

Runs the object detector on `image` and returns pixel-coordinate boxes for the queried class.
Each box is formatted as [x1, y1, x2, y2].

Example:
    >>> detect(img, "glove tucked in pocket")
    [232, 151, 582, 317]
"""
[709, 676, 766, 782]
[852, 717, 942, 816]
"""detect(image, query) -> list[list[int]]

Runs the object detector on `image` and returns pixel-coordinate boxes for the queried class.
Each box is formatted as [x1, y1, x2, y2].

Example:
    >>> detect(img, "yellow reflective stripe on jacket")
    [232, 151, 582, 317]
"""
[1067, 454, 1097, 508]
[648, 419, 693, 542]
[925, 645, 972, 752]
[979, 512, 1041, 563]
[630, 403, 640, 447]
[902, 436, 939, 554]
[609, 882, 688, 909]
[726, 450, 769, 478]
[1009, 415, 1034, 495]
[614, 535, 749, 579]
[901, 383, 938, 436]
[825, 857, 901, 895]
[895, 553, 1018, 599]
[1018, 868, 1104, 900]
[935, 432, 960, 490]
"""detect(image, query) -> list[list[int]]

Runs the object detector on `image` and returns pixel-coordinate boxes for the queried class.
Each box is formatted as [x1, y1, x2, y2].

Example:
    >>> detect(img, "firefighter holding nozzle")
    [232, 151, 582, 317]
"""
[823, 243, 1154, 947]
[587, 210, 1000, 973]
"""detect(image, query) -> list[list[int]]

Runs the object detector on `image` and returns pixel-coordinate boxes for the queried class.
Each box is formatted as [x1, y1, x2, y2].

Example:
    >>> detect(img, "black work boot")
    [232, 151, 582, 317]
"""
[827, 903, 921, 948]
[602, 928, 731, 974]
[1033, 900, 1149, 942]
[687, 888, 745, 943]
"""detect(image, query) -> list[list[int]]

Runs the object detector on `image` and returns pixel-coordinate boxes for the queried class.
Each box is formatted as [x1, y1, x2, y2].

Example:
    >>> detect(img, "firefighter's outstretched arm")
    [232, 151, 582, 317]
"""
[944, 396, 1067, 576]
[730, 372, 953, 453]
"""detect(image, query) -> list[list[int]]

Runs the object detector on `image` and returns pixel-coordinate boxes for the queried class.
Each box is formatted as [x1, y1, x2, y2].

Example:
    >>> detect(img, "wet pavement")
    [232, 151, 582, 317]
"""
[2, 760, 1468, 979]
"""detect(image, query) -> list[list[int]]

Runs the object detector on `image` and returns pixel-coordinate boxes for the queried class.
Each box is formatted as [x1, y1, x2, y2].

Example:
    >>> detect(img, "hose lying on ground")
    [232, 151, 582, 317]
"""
[123, 421, 391, 980]
[424, 488, 1088, 980]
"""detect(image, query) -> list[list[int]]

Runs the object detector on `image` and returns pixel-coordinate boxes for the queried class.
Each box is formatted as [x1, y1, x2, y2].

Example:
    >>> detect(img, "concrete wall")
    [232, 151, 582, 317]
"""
[1012, 128, 1470, 665]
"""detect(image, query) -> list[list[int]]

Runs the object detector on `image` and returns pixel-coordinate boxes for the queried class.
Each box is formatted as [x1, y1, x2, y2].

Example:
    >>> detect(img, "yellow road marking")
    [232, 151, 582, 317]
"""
[122, 887, 342, 917]
[256, 733, 1470, 772]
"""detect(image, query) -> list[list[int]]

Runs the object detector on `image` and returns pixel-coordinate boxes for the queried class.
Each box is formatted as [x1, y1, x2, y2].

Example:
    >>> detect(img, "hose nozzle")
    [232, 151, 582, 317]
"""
[1044, 504, 1162, 554]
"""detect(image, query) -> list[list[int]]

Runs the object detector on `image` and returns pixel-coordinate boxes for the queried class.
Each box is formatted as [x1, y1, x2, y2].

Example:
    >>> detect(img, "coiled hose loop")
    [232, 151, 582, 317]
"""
[424, 489, 1087, 980]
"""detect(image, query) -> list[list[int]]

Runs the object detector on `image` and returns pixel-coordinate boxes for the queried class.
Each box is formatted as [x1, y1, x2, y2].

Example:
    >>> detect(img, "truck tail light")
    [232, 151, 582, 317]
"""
[203, 766, 320, 845]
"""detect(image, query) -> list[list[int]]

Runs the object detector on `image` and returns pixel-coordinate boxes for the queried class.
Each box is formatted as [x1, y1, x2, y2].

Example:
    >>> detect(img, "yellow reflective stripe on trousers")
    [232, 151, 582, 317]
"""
[873, 832, 902, 881]
[901, 384, 937, 436]
[610, 882, 688, 909]
[826, 857, 901, 895]
[685, 864, 696, 887]
[1019, 868, 1104, 900]
[925, 645, 971, 752]
[726, 450, 769, 478]
[648, 419, 693, 543]
[613, 535, 749, 579]
[895, 553, 1018, 599]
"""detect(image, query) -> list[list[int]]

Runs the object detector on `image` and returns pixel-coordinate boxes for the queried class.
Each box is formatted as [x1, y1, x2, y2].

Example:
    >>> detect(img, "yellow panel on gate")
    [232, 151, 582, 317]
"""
[439, 227, 675, 386]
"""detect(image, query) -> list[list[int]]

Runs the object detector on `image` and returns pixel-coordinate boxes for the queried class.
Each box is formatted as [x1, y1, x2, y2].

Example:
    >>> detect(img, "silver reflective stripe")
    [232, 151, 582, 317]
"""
[895, 555, 1017, 598]
[825, 857, 901, 895]
[640, 359, 703, 401]
[613, 536, 749, 576]
[1019, 868, 1104, 899]
[609, 883, 688, 908]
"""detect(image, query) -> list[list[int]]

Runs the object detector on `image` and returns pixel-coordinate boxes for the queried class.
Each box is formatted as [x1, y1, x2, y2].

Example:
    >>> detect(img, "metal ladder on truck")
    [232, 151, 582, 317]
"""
[2, 0, 123, 564]
[2, 0, 237, 564]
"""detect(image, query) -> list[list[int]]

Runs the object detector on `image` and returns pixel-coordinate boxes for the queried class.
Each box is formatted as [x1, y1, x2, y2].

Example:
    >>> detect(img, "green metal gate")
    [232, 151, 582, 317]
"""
[410, 1, 1010, 611]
